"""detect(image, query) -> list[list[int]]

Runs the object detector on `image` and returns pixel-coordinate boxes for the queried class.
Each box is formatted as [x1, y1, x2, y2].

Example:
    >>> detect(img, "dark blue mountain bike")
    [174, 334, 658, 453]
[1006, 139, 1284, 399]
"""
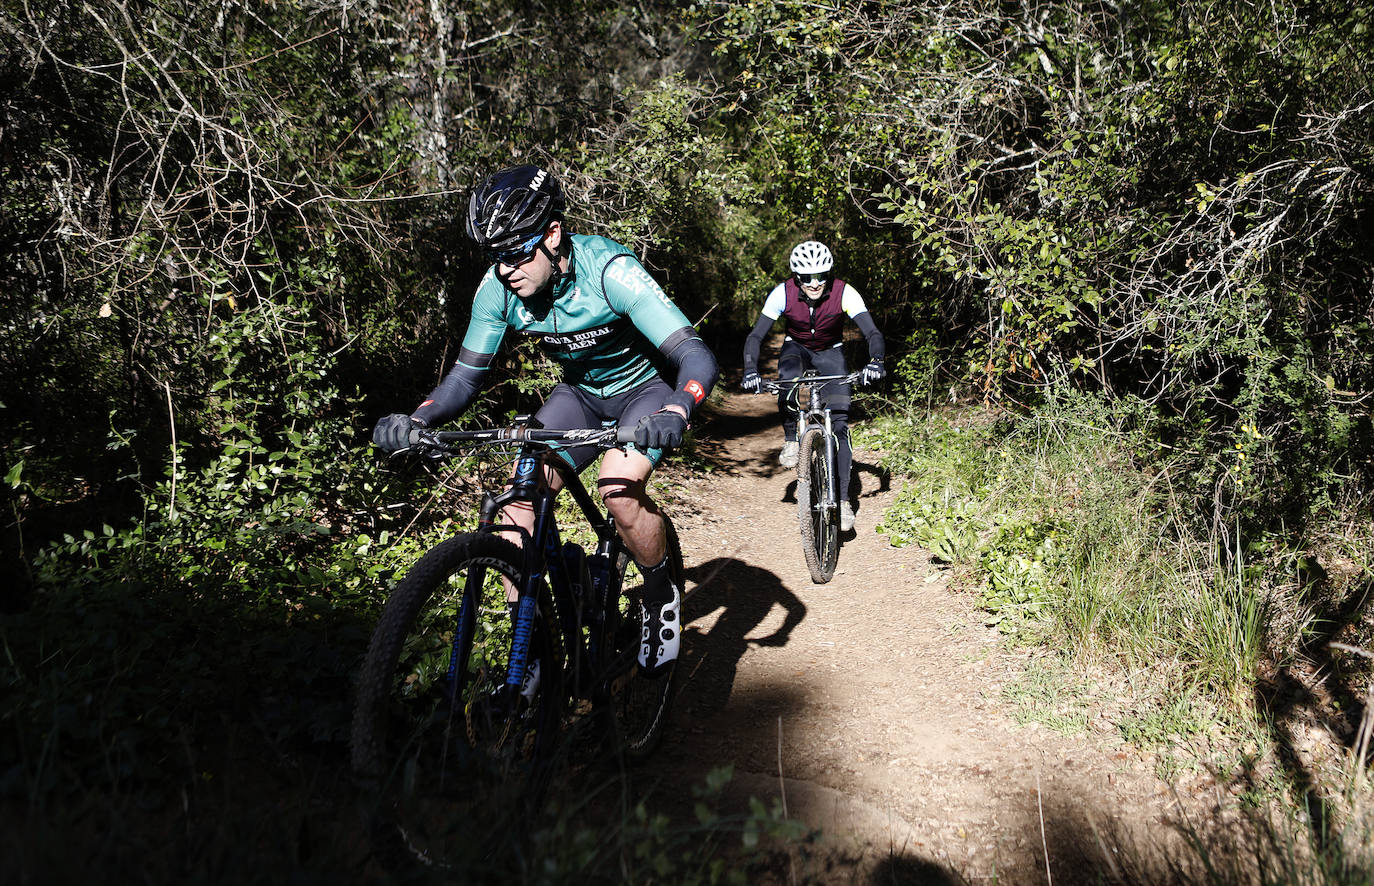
[350, 418, 680, 858]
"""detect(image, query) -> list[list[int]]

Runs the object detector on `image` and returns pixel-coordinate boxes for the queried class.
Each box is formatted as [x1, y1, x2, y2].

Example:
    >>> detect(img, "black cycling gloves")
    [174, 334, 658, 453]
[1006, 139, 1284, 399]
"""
[859, 359, 885, 387]
[373, 414, 425, 453]
[740, 371, 761, 393]
[634, 409, 688, 450]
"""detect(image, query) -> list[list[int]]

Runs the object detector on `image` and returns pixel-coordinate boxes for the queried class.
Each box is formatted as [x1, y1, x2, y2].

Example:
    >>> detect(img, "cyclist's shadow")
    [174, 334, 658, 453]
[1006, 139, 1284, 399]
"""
[679, 558, 806, 718]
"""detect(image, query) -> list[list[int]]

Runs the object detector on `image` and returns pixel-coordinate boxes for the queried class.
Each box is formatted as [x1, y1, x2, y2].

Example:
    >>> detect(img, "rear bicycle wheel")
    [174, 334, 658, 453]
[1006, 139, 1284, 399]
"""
[350, 532, 563, 862]
[796, 428, 839, 583]
[599, 515, 682, 760]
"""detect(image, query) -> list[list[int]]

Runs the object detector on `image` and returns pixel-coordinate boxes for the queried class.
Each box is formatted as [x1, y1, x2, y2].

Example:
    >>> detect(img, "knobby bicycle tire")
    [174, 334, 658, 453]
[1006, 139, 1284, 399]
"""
[796, 428, 839, 583]
[350, 532, 564, 863]
[598, 515, 682, 760]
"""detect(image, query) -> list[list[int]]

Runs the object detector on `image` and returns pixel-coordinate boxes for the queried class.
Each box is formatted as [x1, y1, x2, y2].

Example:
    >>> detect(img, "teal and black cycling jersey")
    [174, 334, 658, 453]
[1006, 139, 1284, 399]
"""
[412, 234, 713, 428]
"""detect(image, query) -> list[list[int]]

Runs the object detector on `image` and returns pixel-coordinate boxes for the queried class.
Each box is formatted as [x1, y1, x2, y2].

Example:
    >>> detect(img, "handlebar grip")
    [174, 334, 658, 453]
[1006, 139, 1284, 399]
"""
[615, 425, 639, 445]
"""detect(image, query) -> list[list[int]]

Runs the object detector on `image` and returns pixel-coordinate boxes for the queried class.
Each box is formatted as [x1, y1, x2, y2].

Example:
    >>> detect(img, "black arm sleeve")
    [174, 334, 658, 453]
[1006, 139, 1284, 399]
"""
[410, 347, 493, 427]
[852, 311, 885, 363]
[742, 313, 775, 375]
[658, 331, 720, 417]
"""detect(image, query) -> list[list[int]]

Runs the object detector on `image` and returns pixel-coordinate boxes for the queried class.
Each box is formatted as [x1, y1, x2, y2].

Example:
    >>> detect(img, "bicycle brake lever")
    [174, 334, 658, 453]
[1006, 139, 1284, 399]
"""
[406, 427, 450, 458]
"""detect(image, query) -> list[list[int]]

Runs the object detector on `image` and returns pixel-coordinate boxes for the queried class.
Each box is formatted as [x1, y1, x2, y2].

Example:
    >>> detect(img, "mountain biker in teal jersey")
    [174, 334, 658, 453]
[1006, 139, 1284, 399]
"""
[373, 164, 718, 675]
[740, 240, 885, 533]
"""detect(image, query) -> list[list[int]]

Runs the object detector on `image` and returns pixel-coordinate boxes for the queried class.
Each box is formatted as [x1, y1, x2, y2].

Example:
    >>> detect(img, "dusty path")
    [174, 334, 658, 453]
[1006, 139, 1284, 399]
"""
[652, 385, 1200, 884]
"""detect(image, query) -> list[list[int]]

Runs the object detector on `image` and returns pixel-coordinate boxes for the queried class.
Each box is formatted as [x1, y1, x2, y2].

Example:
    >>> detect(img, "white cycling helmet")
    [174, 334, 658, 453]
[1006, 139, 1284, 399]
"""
[789, 240, 834, 275]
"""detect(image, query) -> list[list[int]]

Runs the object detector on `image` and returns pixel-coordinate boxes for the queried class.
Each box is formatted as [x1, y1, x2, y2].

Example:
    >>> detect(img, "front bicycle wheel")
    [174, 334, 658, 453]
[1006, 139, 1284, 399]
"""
[599, 515, 682, 760]
[351, 533, 563, 860]
[796, 428, 839, 583]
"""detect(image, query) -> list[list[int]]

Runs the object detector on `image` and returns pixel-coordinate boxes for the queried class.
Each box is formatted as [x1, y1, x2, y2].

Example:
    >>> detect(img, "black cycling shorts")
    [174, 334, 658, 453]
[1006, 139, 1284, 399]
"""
[535, 377, 674, 472]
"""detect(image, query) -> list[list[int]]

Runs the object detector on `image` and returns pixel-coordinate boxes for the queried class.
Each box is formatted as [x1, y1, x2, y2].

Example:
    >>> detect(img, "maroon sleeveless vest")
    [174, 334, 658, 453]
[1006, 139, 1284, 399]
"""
[782, 277, 846, 351]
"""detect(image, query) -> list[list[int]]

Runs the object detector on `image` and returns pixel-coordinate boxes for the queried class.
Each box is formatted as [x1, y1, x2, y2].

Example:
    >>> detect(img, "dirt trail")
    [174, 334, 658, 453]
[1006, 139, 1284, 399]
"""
[654, 385, 1202, 884]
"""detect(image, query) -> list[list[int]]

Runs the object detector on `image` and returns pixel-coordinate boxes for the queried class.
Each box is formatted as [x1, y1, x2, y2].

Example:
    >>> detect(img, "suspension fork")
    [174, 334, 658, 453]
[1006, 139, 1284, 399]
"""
[506, 453, 557, 692]
[820, 406, 838, 509]
[464, 445, 553, 694]
[446, 477, 539, 697]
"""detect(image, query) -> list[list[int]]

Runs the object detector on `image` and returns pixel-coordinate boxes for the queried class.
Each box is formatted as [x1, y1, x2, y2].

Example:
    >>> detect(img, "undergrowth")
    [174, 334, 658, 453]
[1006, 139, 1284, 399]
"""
[862, 394, 1339, 701]
[2, 397, 804, 884]
[2, 536, 809, 884]
[862, 390, 1374, 883]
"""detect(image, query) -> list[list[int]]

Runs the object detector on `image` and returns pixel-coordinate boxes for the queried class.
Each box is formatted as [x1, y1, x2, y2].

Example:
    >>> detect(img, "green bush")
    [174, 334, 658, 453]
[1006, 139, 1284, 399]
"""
[866, 396, 1276, 696]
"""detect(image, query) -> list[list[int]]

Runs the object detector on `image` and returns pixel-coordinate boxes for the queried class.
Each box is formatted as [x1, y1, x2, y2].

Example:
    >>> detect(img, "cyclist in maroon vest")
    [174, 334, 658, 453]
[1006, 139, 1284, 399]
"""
[741, 241, 885, 532]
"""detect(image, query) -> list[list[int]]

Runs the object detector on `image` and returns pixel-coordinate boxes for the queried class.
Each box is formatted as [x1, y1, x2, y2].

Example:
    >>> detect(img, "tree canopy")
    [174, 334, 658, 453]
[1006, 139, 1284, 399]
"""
[2, 0, 1371, 591]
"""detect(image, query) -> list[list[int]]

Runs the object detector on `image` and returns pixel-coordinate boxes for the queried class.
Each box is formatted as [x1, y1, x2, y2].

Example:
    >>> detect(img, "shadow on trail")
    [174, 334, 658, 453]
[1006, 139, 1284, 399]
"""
[676, 557, 806, 718]
[647, 745, 1234, 885]
[849, 457, 892, 503]
[691, 403, 791, 474]
[865, 855, 963, 885]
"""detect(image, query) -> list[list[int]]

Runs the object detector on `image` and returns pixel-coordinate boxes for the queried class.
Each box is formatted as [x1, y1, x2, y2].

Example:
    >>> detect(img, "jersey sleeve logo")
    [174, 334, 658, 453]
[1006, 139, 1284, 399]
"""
[606, 257, 670, 305]
[684, 380, 706, 404]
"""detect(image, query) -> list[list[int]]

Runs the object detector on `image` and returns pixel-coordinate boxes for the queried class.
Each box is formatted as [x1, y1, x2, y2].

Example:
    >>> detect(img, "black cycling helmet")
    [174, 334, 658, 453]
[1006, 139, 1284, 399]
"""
[465, 164, 566, 262]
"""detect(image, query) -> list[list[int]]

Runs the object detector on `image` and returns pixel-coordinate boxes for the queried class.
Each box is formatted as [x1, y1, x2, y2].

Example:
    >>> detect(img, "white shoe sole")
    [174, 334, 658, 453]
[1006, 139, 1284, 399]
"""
[639, 584, 681, 673]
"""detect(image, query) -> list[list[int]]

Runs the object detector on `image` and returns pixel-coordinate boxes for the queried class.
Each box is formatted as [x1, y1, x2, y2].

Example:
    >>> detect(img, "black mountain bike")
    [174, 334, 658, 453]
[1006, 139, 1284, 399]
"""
[759, 371, 863, 584]
[351, 419, 680, 857]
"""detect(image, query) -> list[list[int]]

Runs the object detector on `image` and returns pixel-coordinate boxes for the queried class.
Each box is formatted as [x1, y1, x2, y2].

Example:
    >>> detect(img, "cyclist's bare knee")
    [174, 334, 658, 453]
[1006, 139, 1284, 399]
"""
[600, 477, 660, 522]
[598, 456, 665, 565]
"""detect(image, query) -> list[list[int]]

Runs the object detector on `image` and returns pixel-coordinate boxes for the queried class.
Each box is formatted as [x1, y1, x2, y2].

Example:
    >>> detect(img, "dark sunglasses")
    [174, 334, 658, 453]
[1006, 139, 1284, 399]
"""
[487, 230, 546, 266]
[796, 273, 829, 287]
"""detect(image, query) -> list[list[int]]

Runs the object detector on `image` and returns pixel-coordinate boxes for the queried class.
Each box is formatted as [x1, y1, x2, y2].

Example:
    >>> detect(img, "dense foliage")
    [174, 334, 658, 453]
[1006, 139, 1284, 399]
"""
[690, 0, 1373, 535]
[0, 0, 750, 606]
[2, 0, 1371, 878]
[5, 0, 1369, 586]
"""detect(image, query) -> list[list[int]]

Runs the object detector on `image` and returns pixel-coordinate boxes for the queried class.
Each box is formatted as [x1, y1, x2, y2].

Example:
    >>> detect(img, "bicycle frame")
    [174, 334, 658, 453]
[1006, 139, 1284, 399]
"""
[767, 372, 859, 513]
[422, 423, 632, 704]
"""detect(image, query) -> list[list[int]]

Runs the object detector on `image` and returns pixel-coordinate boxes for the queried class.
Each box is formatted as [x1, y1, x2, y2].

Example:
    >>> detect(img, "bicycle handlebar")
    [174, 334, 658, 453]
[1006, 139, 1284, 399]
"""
[408, 423, 636, 453]
[755, 372, 864, 394]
